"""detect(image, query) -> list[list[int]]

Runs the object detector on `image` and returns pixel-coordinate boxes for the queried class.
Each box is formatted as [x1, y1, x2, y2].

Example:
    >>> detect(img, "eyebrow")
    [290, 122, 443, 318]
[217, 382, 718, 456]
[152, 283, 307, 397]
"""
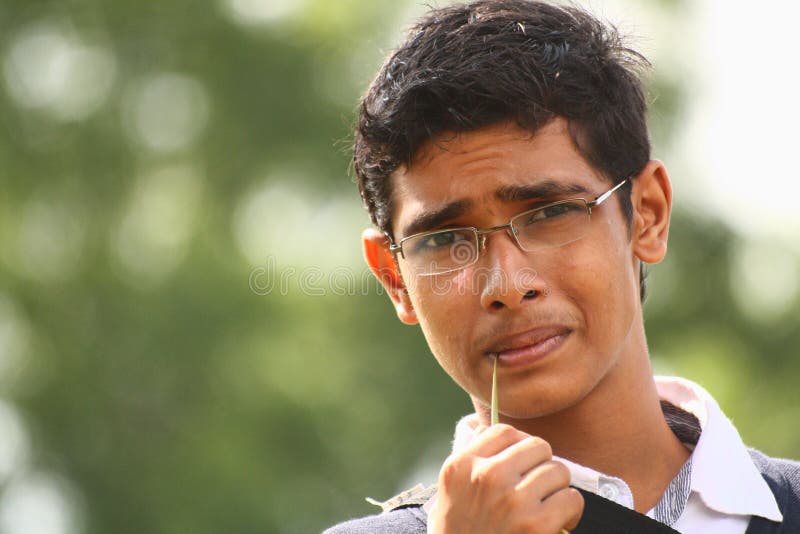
[399, 180, 590, 239]
[495, 181, 589, 203]
[401, 199, 473, 239]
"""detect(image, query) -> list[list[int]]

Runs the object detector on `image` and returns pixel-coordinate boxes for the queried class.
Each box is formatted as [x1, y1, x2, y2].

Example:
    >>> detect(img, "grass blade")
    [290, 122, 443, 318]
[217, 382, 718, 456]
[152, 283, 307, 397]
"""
[491, 355, 498, 425]
[491, 355, 567, 533]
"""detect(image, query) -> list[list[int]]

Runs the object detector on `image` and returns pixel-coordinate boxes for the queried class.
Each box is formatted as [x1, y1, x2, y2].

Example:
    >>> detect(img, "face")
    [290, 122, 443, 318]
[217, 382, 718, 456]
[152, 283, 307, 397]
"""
[370, 119, 666, 420]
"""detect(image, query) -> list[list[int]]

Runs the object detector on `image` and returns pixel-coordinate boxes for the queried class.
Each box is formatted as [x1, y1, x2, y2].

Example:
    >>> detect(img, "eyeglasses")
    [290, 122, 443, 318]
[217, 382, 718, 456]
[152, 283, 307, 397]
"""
[388, 179, 628, 276]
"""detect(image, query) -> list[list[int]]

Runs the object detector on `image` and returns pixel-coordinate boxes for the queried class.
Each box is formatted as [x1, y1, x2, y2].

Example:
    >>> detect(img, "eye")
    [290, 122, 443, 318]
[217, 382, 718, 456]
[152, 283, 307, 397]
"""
[409, 229, 473, 254]
[416, 230, 458, 250]
[521, 202, 581, 225]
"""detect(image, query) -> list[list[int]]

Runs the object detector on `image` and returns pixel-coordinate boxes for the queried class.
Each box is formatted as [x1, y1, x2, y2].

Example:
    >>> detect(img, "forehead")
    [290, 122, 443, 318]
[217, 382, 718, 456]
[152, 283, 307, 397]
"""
[389, 119, 606, 236]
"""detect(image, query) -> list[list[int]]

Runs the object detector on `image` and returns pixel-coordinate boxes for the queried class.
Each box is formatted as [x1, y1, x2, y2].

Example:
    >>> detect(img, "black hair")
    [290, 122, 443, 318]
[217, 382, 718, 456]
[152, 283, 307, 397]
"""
[354, 0, 651, 300]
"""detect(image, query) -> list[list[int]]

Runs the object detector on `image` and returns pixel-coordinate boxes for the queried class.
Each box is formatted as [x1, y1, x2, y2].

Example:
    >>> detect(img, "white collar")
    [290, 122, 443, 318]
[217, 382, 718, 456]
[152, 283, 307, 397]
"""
[450, 376, 782, 522]
[655, 376, 782, 522]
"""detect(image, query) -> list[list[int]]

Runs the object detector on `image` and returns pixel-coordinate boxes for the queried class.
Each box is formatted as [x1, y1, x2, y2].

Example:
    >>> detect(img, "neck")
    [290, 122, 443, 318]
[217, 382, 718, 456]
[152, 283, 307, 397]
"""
[473, 327, 690, 512]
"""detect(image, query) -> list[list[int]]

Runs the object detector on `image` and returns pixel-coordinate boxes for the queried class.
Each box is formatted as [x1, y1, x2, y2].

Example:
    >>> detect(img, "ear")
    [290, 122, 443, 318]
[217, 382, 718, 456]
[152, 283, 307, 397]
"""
[631, 160, 672, 264]
[362, 228, 419, 325]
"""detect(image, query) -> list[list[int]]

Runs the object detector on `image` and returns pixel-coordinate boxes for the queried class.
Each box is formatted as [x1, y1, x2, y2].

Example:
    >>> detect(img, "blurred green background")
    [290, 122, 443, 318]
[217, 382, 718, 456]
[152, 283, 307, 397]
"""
[0, 0, 798, 533]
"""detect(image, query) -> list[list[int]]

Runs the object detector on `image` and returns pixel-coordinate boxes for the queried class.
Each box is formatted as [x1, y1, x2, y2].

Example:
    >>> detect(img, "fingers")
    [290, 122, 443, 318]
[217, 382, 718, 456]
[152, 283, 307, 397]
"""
[469, 430, 581, 531]
[543, 487, 585, 531]
[516, 461, 582, 531]
[432, 424, 584, 534]
[468, 427, 554, 492]
[465, 423, 540, 458]
[516, 459, 571, 499]
[494, 435, 553, 474]
[448, 424, 559, 495]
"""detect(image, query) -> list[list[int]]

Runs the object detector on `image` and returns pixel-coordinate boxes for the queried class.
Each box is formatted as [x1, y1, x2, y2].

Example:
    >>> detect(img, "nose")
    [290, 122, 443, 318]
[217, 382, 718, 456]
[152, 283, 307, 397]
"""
[478, 230, 547, 312]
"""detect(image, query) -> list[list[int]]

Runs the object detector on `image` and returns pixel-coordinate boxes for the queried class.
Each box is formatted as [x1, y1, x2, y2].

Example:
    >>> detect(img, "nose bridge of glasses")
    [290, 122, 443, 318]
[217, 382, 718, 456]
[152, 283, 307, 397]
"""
[476, 222, 521, 253]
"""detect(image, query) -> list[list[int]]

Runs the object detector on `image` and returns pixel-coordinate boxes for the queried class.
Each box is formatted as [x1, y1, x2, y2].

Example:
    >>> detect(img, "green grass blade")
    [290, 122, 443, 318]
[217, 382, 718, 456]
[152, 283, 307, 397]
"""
[491, 355, 498, 425]
[491, 356, 566, 533]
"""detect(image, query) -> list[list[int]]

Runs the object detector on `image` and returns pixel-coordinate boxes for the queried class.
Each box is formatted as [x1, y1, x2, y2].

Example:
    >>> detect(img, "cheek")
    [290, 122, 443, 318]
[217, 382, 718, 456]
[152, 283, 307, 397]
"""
[543, 241, 631, 325]
[590, 261, 636, 345]
[453, 269, 469, 293]
[408, 277, 477, 374]
[409, 280, 457, 340]
[408, 269, 477, 318]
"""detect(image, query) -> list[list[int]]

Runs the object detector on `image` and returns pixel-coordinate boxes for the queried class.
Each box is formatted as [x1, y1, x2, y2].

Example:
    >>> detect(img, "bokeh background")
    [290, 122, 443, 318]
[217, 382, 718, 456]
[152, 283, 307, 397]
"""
[1, 0, 798, 532]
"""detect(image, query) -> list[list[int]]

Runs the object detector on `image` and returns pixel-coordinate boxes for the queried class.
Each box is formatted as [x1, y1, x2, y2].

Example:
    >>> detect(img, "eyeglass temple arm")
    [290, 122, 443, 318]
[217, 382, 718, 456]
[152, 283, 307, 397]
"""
[588, 178, 628, 208]
[385, 233, 404, 257]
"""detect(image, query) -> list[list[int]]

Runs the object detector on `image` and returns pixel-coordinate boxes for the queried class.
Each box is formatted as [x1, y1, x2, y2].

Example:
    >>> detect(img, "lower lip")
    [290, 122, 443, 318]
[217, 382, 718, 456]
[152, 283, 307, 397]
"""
[495, 332, 570, 368]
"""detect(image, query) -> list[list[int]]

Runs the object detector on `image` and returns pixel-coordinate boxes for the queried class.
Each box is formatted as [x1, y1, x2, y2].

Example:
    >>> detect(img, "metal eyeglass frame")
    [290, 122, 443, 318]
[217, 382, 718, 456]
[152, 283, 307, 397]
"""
[387, 178, 629, 275]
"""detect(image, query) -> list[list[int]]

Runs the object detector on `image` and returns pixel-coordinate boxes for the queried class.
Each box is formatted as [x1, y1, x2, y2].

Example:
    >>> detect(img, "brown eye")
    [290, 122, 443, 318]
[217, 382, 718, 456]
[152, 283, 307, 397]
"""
[523, 202, 581, 225]
[414, 230, 458, 251]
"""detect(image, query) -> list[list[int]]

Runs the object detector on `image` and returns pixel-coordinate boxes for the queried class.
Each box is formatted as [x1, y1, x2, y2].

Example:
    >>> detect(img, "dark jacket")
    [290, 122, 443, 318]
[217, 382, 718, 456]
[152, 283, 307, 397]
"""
[323, 449, 800, 534]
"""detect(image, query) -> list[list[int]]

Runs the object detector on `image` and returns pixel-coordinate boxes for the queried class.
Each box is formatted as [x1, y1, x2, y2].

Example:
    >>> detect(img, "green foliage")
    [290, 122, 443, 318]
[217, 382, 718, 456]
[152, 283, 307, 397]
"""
[0, 1, 797, 533]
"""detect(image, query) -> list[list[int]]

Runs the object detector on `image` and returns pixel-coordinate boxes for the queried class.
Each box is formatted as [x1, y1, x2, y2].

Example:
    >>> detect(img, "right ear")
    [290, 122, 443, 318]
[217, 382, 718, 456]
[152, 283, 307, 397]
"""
[362, 228, 418, 325]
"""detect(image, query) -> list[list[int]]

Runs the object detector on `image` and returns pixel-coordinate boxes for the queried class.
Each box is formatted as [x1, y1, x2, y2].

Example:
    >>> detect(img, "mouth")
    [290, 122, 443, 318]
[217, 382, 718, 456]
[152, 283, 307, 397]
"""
[485, 326, 572, 368]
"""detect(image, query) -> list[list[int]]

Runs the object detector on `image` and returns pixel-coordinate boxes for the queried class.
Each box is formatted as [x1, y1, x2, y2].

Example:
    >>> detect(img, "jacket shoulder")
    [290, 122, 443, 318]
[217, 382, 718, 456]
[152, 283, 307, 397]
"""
[322, 506, 427, 534]
[747, 448, 800, 532]
[749, 448, 800, 493]
[322, 484, 434, 534]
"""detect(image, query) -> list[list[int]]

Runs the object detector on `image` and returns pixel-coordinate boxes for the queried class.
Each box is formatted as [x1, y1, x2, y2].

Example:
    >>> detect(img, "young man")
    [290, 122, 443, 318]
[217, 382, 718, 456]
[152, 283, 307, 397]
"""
[326, 1, 799, 532]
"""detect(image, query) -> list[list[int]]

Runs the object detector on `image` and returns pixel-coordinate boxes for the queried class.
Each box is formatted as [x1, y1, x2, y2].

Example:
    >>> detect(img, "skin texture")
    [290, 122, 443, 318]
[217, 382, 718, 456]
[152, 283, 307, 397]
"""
[363, 119, 687, 531]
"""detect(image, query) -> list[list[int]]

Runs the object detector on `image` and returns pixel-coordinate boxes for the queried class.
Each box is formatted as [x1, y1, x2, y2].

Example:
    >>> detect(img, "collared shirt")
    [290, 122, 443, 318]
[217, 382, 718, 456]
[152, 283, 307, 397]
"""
[446, 376, 782, 533]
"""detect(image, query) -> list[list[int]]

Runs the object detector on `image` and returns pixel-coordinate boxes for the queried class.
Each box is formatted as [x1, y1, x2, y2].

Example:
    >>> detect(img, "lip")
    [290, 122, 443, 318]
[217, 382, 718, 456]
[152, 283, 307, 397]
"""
[485, 326, 571, 368]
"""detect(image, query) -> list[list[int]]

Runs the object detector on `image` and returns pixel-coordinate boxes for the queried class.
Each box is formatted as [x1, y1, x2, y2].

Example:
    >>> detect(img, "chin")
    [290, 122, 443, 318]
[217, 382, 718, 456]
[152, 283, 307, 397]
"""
[507, 374, 595, 417]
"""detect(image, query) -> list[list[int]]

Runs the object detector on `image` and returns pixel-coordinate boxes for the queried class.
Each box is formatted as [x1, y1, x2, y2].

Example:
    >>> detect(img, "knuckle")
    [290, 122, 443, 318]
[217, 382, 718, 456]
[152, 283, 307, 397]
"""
[552, 461, 571, 485]
[534, 502, 567, 532]
[532, 489, 584, 532]
[529, 436, 552, 457]
[439, 455, 465, 485]
[571, 488, 586, 514]
[471, 461, 499, 487]
[564, 489, 586, 531]
[494, 423, 519, 439]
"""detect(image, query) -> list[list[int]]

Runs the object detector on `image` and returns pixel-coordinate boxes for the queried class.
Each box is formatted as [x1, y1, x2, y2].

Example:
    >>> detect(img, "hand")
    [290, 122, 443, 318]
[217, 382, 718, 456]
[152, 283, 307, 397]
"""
[428, 424, 583, 534]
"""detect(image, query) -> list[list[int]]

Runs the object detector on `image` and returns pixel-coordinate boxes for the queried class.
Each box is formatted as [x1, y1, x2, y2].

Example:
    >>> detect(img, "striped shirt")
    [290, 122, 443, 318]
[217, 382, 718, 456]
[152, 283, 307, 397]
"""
[650, 400, 699, 525]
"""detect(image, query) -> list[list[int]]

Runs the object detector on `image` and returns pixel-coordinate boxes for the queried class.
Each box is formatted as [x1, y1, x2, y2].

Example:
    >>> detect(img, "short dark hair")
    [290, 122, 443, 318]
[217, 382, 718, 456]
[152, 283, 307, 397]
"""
[354, 0, 652, 299]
